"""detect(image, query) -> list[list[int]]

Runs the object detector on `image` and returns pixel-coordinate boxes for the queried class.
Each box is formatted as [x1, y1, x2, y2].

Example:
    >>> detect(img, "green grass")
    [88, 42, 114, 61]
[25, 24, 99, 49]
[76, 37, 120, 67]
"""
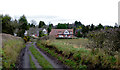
[29, 55, 36, 69]
[29, 45, 53, 68]
[37, 39, 120, 69]
[2, 34, 24, 68]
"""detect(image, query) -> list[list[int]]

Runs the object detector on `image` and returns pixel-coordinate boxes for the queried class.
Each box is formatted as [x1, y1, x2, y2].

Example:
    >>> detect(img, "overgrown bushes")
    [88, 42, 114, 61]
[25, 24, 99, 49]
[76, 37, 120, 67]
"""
[23, 36, 30, 43]
[87, 28, 120, 54]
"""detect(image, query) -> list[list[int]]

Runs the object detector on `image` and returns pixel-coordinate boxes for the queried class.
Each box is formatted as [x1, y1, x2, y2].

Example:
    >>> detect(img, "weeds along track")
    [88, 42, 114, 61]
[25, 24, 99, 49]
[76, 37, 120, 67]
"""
[29, 43, 53, 68]
[24, 42, 66, 69]
[36, 39, 120, 70]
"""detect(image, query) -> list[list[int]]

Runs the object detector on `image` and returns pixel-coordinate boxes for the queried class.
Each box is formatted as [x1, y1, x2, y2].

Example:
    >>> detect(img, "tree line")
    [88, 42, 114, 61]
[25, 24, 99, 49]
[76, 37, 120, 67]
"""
[1, 14, 120, 38]
[55, 21, 120, 37]
[1, 14, 48, 37]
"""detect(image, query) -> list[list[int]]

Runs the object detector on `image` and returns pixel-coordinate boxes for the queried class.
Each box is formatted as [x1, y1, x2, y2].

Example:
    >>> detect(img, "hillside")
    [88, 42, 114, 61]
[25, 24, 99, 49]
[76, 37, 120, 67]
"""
[1, 33, 24, 68]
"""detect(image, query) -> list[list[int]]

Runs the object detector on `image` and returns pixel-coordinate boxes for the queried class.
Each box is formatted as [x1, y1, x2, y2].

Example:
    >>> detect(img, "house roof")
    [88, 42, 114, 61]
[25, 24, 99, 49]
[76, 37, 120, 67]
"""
[49, 29, 73, 35]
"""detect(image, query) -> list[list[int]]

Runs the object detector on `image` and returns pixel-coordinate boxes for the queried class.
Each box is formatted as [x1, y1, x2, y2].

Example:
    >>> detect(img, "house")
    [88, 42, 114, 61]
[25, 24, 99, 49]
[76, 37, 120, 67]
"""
[24, 30, 28, 36]
[49, 29, 74, 38]
[42, 29, 47, 34]
[27, 27, 47, 37]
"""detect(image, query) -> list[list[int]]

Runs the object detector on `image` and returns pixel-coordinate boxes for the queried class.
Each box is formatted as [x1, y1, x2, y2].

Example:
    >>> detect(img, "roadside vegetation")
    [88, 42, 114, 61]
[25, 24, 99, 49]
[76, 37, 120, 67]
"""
[29, 45, 53, 68]
[2, 33, 24, 68]
[37, 37, 120, 69]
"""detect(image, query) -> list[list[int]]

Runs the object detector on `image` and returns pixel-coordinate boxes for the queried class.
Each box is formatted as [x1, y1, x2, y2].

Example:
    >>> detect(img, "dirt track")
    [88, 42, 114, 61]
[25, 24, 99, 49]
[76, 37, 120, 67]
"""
[19, 42, 68, 69]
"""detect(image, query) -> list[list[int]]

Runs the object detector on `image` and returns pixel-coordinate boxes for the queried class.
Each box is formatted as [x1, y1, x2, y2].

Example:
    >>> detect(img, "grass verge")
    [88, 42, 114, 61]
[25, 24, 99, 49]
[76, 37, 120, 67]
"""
[2, 33, 24, 68]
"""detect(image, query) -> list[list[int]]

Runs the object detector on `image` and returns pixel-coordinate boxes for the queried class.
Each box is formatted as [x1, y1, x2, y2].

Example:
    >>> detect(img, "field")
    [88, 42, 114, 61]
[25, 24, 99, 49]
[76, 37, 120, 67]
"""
[37, 38, 120, 69]
[1, 33, 24, 68]
[53, 38, 88, 48]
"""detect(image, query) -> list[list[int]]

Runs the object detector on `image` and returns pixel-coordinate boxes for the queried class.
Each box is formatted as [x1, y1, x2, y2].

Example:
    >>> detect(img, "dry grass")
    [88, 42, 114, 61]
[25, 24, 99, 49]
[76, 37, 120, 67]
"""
[37, 38, 120, 69]
[54, 38, 88, 48]
[1, 33, 24, 68]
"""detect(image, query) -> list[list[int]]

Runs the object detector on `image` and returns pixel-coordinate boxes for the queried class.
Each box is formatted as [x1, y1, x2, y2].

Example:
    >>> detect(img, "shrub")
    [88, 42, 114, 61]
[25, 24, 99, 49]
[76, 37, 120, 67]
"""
[87, 28, 120, 53]
[23, 36, 30, 43]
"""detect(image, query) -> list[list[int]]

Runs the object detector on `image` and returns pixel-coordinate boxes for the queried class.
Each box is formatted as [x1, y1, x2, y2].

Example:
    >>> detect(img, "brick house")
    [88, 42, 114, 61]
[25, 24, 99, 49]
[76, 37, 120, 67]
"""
[49, 29, 74, 38]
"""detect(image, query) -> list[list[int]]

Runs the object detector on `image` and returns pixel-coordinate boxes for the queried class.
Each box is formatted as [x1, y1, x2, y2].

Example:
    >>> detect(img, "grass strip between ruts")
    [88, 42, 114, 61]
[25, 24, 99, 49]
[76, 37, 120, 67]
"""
[29, 54, 37, 69]
[29, 45, 53, 68]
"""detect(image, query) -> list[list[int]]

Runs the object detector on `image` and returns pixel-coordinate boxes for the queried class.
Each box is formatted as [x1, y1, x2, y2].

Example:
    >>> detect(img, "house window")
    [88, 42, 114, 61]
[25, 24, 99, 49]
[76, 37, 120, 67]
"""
[65, 35, 67, 37]
[70, 31, 72, 34]
[64, 30, 69, 34]
[58, 31, 62, 33]
[59, 35, 63, 37]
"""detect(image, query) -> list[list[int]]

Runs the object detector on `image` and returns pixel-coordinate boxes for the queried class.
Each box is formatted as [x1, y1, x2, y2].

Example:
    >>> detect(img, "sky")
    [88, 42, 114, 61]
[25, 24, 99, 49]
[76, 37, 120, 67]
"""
[0, 0, 120, 26]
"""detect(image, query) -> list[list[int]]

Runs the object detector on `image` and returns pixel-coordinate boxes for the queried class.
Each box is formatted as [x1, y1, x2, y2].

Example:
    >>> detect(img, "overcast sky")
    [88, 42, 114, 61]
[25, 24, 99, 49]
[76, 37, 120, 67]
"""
[0, 0, 120, 26]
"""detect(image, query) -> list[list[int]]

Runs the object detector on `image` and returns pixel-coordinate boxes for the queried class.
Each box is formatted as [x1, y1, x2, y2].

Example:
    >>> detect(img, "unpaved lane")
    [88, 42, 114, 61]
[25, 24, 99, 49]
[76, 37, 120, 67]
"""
[23, 47, 30, 68]
[33, 42, 65, 68]
[23, 42, 42, 68]
[28, 48, 42, 68]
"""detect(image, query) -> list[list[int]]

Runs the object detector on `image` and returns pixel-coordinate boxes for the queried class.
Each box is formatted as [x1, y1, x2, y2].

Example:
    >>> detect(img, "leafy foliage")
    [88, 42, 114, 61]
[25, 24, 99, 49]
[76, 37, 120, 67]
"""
[87, 28, 120, 53]
[23, 36, 30, 43]
[47, 24, 53, 34]
[2, 15, 14, 35]
[17, 15, 29, 37]
[56, 23, 69, 29]
[38, 21, 45, 28]
[39, 31, 44, 37]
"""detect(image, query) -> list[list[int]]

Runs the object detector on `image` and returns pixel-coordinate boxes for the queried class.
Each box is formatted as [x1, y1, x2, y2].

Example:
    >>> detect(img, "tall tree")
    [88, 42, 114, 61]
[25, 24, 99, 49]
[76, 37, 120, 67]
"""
[17, 15, 29, 37]
[18, 15, 29, 30]
[95, 23, 104, 30]
[74, 21, 82, 27]
[90, 24, 95, 31]
[2, 15, 14, 35]
[56, 23, 68, 29]
[38, 21, 45, 28]
[47, 24, 53, 34]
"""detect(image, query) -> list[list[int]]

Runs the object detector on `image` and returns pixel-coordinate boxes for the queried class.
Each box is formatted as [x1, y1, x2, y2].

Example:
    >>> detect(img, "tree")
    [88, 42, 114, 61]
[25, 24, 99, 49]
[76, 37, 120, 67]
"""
[77, 31, 82, 37]
[39, 31, 43, 37]
[17, 15, 29, 37]
[38, 21, 45, 28]
[95, 23, 104, 30]
[18, 15, 29, 30]
[47, 24, 53, 34]
[11, 19, 19, 29]
[74, 21, 82, 27]
[30, 20, 36, 27]
[2, 15, 14, 35]
[90, 24, 95, 31]
[56, 23, 68, 29]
